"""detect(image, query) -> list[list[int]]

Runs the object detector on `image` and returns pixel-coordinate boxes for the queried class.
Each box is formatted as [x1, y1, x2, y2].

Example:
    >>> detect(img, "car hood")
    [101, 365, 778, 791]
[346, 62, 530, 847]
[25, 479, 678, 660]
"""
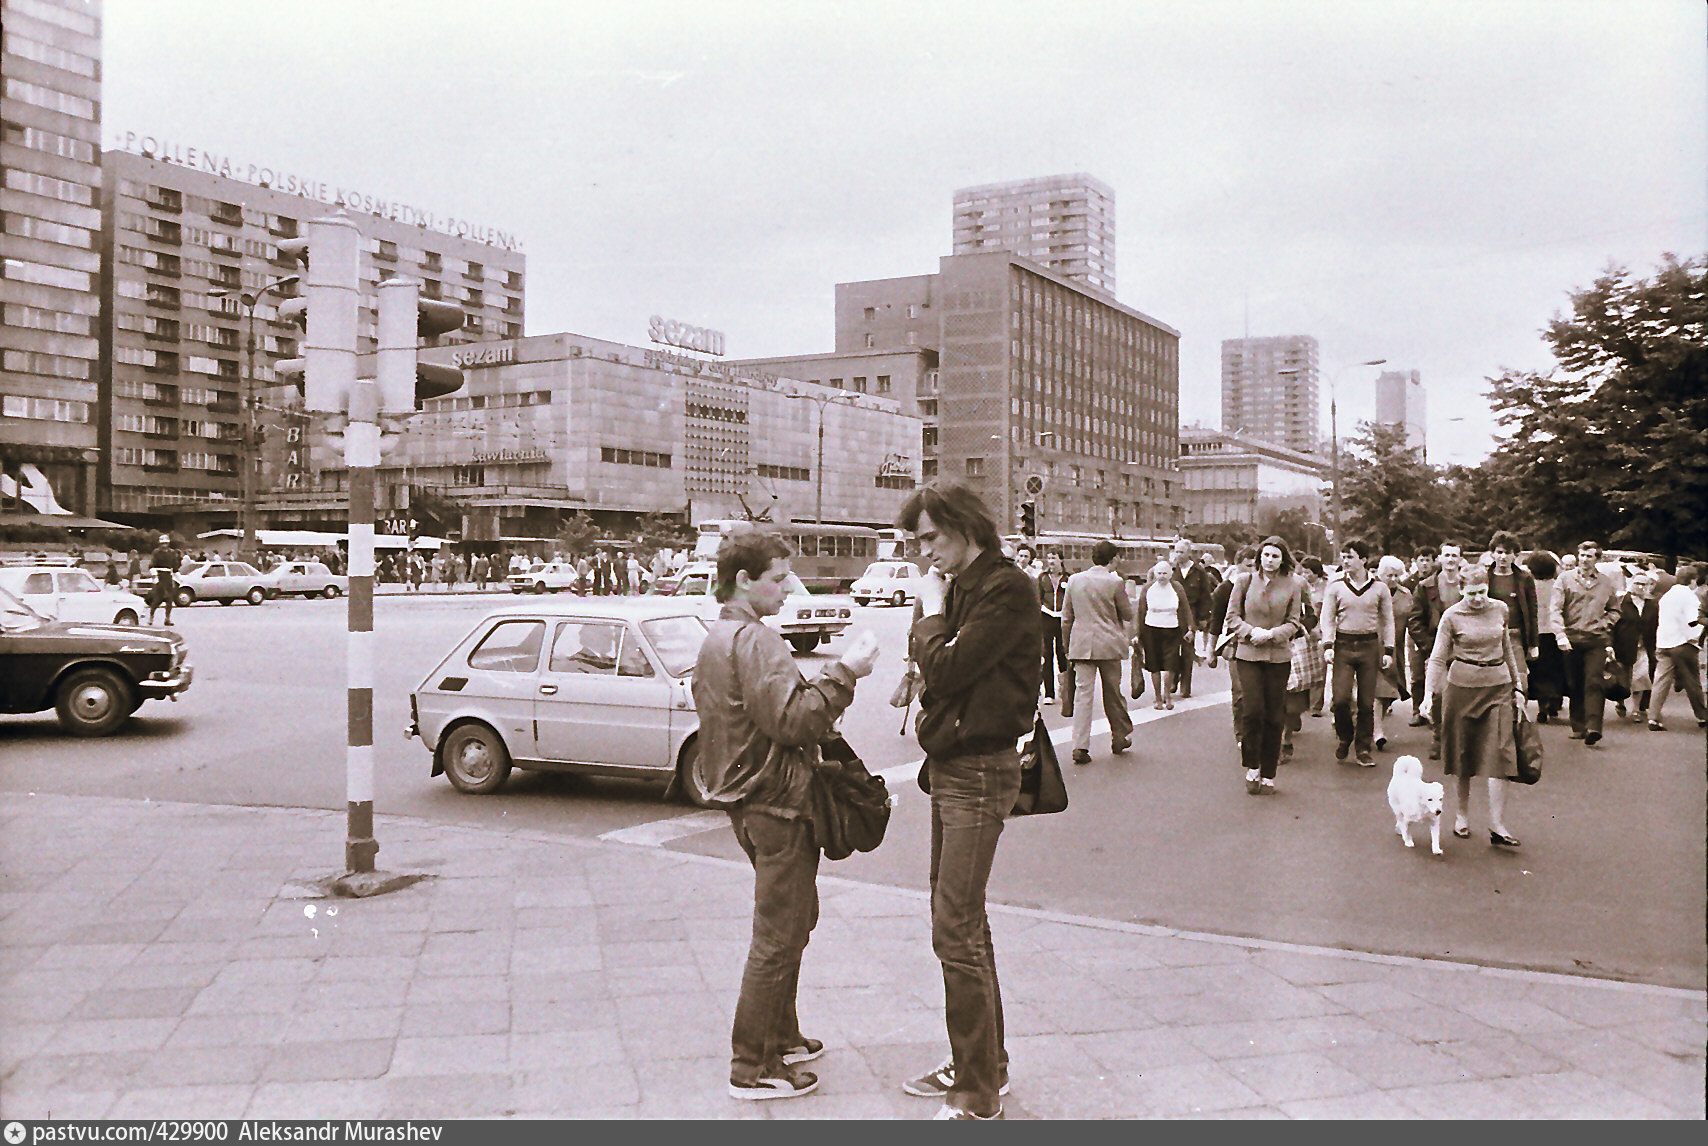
[10, 619, 184, 651]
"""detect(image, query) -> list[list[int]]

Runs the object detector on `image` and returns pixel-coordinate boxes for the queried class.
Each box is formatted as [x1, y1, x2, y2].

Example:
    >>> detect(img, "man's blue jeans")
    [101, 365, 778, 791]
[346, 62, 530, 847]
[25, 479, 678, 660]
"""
[1330, 633, 1382, 754]
[728, 807, 818, 1082]
[928, 747, 1021, 1115]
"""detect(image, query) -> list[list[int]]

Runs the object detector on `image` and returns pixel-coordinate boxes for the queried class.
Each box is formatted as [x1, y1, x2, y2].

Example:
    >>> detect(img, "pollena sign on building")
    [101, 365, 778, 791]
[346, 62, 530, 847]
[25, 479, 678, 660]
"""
[110, 131, 523, 252]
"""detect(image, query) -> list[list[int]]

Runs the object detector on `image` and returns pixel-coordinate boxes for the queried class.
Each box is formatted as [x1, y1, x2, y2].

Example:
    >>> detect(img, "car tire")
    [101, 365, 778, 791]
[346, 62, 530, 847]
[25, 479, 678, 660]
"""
[892, 590, 906, 607]
[246, 587, 266, 606]
[220, 598, 234, 606]
[671, 737, 707, 806]
[114, 610, 139, 625]
[788, 634, 820, 655]
[54, 666, 134, 737]
[323, 585, 341, 598]
[176, 588, 195, 607]
[440, 722, 513, 794]
[534, 581, 547, 594]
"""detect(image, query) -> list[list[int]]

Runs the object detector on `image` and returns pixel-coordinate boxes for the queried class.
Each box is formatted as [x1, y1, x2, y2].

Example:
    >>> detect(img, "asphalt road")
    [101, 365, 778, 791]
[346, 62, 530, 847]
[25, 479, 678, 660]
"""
[3, 592, 1702, 989]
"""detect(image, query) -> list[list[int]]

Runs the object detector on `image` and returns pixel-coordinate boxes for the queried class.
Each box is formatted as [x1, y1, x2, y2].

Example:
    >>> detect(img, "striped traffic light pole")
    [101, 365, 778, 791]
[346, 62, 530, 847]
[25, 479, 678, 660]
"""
[343, 377, 380, 874]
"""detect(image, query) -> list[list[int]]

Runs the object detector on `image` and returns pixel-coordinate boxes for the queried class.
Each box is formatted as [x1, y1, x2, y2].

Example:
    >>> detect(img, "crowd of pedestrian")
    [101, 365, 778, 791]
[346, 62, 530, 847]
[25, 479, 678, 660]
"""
[646, 479, 1708, 1118]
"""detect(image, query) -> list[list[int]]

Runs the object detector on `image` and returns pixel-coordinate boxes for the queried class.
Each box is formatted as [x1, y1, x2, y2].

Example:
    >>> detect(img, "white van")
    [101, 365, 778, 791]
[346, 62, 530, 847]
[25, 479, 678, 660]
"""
[849, 561, 920, 607]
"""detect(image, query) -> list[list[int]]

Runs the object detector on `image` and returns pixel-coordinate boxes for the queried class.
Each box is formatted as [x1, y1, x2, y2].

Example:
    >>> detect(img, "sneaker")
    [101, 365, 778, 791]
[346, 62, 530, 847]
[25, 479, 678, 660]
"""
[1648, 720, 1666, 731]
[935, 1104, 1004, 1120]
[781, 1038, 824, 1064]
[730, 1067, 819, 1101]
[1259, 777, 1276, 793]
[1334, 740, 1351, 761]
[1041, 696, 1055, 706]
[1568, 729, 1587, 740]
[903, 1057, 1010, 1098]
[1357, 753, 1376, 767]
[1071, 749, 1092, 766]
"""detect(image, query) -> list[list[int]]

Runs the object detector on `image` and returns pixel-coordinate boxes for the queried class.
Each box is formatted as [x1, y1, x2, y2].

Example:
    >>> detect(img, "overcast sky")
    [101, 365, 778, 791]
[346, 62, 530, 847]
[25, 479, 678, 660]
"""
[102, 0, 1705, 466]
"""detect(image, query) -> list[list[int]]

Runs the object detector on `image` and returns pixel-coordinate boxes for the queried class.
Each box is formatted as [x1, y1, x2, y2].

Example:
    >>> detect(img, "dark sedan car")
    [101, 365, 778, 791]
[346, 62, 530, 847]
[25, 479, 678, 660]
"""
[0, 586, 192, 736]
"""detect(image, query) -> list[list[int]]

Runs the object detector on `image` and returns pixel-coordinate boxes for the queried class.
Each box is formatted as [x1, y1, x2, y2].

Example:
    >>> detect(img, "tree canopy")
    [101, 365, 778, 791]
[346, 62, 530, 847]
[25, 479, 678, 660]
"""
[1484, 253, 1708, 558]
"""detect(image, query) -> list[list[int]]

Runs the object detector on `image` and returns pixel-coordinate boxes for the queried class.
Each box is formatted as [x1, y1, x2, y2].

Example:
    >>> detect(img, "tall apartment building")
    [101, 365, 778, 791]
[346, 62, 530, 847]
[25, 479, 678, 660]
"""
[1220, 335, 1320, 455]
[1, 0, 104, 517]
[98, 148, 524, 523]
[951, 174, 1116, 295]
[1374, 368, 1426, 458]
[837, 251, 1183, 537]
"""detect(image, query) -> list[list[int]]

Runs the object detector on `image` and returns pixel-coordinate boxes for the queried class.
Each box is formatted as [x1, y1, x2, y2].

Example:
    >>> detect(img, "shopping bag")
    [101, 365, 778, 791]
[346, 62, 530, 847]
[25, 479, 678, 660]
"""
[1012, 713, 1069, 816]
[1513, 704, 1543, 785]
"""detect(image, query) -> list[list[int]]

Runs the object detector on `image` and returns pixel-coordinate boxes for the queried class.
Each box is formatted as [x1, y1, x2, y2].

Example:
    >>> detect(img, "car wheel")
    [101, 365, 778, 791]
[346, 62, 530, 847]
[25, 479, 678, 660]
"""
[440, 722, 513, 794]
[54, 667, 134, 737]
[246, 587, 266, 605]
[670, 737, 707, 806]
[323, 584, 341, 598]
[220, 597, 234, 606]
[892, 590, 906, 607]
[176, 589, 195, 607]
[534, 581, 547, 594]
[788, 634, 820, 655]
[114, 610, 139, 625]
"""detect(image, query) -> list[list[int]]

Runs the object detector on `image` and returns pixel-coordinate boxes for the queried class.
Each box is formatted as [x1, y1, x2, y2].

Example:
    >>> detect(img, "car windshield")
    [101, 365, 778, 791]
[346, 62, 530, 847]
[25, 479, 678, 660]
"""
[0, 586, 48, 632]
[230, 563, 259, 577]
[640, 615, 709, 677]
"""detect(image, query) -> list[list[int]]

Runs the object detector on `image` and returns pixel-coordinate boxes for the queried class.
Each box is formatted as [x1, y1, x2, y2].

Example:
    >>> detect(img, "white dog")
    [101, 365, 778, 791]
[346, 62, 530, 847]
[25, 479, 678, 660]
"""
[1386, 755, 1444, 855]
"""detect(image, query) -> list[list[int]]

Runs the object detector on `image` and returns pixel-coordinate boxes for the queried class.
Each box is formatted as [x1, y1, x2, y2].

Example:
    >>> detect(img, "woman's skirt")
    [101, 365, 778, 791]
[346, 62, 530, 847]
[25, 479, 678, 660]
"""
[1526, 641, 1566, 705]
[1140, 624, 1183, 674]
[1441, 680, 1518, 779]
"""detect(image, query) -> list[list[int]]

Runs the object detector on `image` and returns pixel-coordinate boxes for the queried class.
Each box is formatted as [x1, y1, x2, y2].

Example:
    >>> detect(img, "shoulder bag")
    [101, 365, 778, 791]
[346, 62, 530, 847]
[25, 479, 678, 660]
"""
[1011, 711, 1069, 816]
[809, 733, 893, 860]
[1512, 701, 1543, 785]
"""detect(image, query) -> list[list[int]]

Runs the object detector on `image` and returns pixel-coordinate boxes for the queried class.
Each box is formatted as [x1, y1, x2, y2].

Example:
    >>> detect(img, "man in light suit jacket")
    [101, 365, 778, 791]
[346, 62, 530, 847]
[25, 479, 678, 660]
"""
[1063, 539, 1135, 765]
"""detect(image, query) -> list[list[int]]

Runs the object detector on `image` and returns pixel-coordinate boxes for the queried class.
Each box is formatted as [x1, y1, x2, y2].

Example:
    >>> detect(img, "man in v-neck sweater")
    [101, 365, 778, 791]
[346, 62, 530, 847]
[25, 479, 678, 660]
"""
[1321, 541, 1395, 765]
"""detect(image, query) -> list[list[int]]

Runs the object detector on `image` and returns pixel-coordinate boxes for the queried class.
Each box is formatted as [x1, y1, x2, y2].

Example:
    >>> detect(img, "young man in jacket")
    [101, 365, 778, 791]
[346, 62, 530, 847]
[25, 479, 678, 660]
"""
[1320, 539, 1395, 766]
[1554, 539, 1623, 746]
[1411, 540, 1466, 755]
[899, 483, 1041, 1120]
[1064, 539, 1137, 763]
[691, 529, 878, 1101]
[1037, 552, 1069, 705]
[1170, 538, 1215, 698]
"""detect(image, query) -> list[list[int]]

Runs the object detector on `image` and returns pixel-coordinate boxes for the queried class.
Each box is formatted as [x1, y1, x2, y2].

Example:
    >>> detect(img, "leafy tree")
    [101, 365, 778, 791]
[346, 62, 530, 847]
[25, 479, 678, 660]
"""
[555, 512, 599, 558]
[1256, 504, 1324, 560]
[1336, 421, 1448, 558]
[632, 510, 694, 559]
[1485, 253, 1708, 558]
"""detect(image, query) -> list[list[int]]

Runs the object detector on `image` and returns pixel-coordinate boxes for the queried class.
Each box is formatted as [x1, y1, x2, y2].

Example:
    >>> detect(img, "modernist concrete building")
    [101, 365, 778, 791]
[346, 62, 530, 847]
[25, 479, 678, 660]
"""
[1221, 335, 1321, 455]
[97, 146, 524, 526]
[951, 174, 1116, 294]
[1375, 368, 1427, 458]
[836, 251, 1184, 537]
[1177, 424, 1330, 528]
[269, 332, 923, 541]
[1, 0, 104, 517]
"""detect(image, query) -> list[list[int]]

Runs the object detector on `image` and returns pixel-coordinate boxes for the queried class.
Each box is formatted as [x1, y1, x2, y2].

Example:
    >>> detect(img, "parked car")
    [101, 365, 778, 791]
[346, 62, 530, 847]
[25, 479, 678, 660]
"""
[174, 560, 270, 606]
[408, 598, 708, 798]
[258, 560, 348, 599]
[507, 560, 583, 594]
[849, 560, 922, 607]
[0, 586, 192, 735]
[660, 562, 853, 653]
[0, 566, 149, 625]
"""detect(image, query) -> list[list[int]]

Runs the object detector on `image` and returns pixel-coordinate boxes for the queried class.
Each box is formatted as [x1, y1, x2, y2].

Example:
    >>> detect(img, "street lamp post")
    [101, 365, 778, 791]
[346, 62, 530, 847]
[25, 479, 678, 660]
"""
[787, 390, 857, 524]
[1281, 358, 1385, 551]
[213, 275, 299, 564]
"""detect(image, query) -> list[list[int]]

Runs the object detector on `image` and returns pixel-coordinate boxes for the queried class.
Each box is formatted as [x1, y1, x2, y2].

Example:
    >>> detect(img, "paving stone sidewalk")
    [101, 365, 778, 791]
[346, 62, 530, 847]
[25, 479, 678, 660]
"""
[0, 793, 1701, 1120]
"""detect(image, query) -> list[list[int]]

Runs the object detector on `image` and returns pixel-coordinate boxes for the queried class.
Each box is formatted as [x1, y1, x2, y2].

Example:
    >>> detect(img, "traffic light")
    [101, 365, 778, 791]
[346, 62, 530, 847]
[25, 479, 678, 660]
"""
[275, 214, 360, 414]
[1020, 501, 1037, 538]
[377, 277, 466, 414]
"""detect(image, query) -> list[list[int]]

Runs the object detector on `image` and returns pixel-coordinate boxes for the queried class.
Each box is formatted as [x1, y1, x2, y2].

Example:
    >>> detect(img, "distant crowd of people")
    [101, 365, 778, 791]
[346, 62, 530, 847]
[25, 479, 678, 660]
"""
[378, 545, 693, 592]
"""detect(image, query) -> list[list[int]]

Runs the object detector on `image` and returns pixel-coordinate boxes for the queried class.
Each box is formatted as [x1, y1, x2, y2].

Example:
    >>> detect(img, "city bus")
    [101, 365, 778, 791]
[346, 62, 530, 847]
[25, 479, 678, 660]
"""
[693, 519, 906, 592]
[1004, 532, 1226, 579]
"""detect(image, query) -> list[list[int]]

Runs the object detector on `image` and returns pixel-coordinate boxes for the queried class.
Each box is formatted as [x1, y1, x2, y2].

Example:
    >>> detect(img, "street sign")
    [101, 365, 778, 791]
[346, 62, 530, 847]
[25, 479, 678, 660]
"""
[1024, 473, 1045, 497]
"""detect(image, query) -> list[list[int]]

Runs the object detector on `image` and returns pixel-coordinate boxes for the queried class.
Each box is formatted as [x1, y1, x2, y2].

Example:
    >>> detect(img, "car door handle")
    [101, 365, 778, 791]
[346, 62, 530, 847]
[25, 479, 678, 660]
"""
[538, 684, 557, 695]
